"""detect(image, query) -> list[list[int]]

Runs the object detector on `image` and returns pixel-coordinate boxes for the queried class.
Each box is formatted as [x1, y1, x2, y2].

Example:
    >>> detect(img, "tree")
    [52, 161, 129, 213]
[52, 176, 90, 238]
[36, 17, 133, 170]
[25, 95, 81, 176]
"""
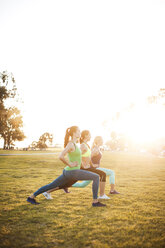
[0, 71, 15, 135]
[147, 88, 165, 105]
[147, 95, 158, 104]
[158, 88, 165, 98]
[105, 132, 118, 151]
[117, 134, 126, 151]
[0, 71, 25, 149]
[0, 107, 26, 149]
[29, 133, 53, 150]
[0, 71, 17, 103]
[37, 133, 53, 149]
[106, 132, 126, 151]
[29, 141, 38, 150]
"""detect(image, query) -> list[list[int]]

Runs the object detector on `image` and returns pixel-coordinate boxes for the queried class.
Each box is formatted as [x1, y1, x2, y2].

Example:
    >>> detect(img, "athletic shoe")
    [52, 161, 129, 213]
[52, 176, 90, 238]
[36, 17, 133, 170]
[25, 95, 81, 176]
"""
[27, 197, 40, 205]
[109, 190, 120, 194]
[63, 188, 71, 193]
[92, 202, 106, 207]
[98, 194, 110, 199]
[42, 192, 53, 199]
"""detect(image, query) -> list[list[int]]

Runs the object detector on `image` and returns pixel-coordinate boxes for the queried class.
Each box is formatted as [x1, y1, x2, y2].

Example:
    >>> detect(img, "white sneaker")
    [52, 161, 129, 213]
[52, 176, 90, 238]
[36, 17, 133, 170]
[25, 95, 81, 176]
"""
[98, 194, 110, 199]
[42, 192, 53, 200]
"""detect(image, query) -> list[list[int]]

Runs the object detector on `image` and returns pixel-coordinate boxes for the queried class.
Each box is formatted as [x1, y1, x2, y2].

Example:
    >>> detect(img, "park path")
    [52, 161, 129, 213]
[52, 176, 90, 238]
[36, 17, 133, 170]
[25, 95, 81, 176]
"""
[0, 153, 57, 156]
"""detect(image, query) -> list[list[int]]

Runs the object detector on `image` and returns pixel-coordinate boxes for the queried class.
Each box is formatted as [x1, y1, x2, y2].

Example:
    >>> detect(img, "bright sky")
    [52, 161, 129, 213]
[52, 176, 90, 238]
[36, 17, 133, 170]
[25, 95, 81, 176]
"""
[0, 0, 165, 147]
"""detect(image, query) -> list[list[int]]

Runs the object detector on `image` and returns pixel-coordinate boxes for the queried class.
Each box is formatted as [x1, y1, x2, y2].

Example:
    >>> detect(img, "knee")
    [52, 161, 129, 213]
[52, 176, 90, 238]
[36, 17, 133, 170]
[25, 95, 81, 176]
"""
[100, 172, 106, 182]
[101, 175, 106, 182]
[103, 175, 106, 182]
[94, 174, 99, 181]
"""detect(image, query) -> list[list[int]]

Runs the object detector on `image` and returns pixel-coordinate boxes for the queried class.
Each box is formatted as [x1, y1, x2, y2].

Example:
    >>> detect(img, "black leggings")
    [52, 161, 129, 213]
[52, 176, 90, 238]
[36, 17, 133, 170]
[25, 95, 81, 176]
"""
[81, 167, 106, 182]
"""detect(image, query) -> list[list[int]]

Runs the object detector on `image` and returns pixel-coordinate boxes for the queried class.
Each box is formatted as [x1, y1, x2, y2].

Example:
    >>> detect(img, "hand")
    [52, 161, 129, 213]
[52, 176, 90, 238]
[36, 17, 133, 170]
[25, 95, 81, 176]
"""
[92, 163, 99, 168]
[69, 161, 78, 167]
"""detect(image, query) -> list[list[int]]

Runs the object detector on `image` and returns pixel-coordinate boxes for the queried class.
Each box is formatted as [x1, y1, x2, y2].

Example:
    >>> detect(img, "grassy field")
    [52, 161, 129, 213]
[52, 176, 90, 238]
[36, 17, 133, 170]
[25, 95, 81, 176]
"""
[0, 151, 165, 248]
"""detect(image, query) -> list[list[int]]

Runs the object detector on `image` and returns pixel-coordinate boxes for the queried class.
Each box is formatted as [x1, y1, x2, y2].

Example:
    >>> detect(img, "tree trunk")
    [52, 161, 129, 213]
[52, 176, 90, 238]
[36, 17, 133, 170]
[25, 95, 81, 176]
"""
[3, 139, 5, 149]
[3, 136, 6, 149]
[7, 131, 11, 149]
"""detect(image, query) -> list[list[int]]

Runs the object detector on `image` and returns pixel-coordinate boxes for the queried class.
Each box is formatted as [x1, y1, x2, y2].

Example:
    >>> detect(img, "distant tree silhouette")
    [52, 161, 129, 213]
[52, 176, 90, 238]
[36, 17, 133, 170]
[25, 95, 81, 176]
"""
[147, 88, 165, 105]
[29, 141, 38, 150]
[37, 133, 53, 149]
[108, 131, 118, 150]
[29, 133, 53, 150]
[106, 132, 126, 151]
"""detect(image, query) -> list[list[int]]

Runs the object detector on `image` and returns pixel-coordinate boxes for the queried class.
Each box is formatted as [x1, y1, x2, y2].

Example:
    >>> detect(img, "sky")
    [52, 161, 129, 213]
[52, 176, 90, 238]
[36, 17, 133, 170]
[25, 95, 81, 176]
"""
[0, 0, 165, 147]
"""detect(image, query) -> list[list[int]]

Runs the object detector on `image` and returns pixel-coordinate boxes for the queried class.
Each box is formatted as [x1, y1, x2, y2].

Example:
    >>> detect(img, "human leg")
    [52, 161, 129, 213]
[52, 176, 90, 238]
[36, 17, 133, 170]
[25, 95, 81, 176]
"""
[72, 180, 92, 188]
[27, 169, 106, 207]
[28, 171, 71, 199]
[46, 179, 77, 193]
[63, 169, 99, 200]
[96, 168, 119, 194]
[100, 181, 106, 196]
[45, 179, 92, 199]
[96, 168, 115, 184]
[43, 179, 77, 199]
[85, 168, 109, 198]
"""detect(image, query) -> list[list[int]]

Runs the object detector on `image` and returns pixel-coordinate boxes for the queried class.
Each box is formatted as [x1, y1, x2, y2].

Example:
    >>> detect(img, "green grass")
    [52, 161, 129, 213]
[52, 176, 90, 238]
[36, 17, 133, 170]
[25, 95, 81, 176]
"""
[0, 151, 165, 248]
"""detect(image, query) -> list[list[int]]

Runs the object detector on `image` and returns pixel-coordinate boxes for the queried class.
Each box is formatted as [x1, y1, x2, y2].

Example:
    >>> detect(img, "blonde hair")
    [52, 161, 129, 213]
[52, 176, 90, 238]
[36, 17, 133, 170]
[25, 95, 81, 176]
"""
[92, 136, 103, 149]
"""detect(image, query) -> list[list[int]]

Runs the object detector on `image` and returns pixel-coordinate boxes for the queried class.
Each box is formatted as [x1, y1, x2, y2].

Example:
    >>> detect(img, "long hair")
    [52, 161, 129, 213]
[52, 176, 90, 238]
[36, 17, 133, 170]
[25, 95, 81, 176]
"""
[80, 130, 90, 144]
[64, 126, 79, 148]
[92, 136, 103, 149]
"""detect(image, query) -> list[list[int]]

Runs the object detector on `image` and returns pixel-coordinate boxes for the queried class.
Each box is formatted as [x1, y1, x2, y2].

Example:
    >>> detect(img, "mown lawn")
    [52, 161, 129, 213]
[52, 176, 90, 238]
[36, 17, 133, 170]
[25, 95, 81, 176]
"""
[0, 151, 165, 248]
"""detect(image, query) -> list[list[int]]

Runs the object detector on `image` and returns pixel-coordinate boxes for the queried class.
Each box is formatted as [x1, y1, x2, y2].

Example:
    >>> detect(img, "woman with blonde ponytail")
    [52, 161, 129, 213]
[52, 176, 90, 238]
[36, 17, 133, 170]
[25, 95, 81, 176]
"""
[91, 136, 119, 194]
[27, 126, 106, 207]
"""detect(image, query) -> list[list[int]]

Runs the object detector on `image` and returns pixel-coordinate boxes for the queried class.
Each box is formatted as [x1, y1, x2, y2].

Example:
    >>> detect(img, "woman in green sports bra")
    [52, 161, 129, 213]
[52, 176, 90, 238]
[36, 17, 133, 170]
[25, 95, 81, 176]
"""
[27, 126, 106, 207]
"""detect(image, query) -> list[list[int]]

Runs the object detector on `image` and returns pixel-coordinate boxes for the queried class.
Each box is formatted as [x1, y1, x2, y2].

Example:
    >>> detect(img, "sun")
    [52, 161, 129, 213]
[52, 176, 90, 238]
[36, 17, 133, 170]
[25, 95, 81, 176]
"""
[116, 104, 165, 144]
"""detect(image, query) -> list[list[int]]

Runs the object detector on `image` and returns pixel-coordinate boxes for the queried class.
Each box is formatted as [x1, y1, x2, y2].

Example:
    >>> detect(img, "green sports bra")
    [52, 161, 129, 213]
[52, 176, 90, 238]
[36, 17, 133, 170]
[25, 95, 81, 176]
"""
[81, 143, 91, 158]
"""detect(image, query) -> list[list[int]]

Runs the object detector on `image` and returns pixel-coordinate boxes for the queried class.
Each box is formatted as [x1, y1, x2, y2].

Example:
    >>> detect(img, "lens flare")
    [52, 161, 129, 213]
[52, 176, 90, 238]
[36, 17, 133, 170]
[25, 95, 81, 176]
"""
[115, 104, 165, 144]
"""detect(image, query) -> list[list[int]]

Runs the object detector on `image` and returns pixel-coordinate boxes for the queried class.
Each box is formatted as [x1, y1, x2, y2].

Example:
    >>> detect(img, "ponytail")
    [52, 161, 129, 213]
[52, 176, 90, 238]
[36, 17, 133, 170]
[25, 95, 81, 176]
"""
[64, 126, 79, 148]
[64, 128, 70, 148]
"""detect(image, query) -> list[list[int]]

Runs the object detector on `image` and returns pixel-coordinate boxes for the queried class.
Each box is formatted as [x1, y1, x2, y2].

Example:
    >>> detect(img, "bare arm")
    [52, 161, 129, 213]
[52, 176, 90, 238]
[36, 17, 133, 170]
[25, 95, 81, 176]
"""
[59, 142, 78, 168]
[91, 147, 100, 168]
[91, 163, 99, 168]
[80, 143, 88, 155]
[91, 146, 99, 157]
[80, 143, 90, 169]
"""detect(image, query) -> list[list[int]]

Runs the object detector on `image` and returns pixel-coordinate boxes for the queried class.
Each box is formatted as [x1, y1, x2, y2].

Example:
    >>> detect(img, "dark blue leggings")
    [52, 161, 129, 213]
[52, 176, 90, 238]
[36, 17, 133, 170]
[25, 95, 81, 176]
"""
[33, 169, 99, 199]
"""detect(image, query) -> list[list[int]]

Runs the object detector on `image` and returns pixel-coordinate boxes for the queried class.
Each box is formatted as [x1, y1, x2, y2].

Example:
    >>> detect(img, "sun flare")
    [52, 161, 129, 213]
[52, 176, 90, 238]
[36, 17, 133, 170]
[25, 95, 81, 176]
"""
[112, 104, 165, 144]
